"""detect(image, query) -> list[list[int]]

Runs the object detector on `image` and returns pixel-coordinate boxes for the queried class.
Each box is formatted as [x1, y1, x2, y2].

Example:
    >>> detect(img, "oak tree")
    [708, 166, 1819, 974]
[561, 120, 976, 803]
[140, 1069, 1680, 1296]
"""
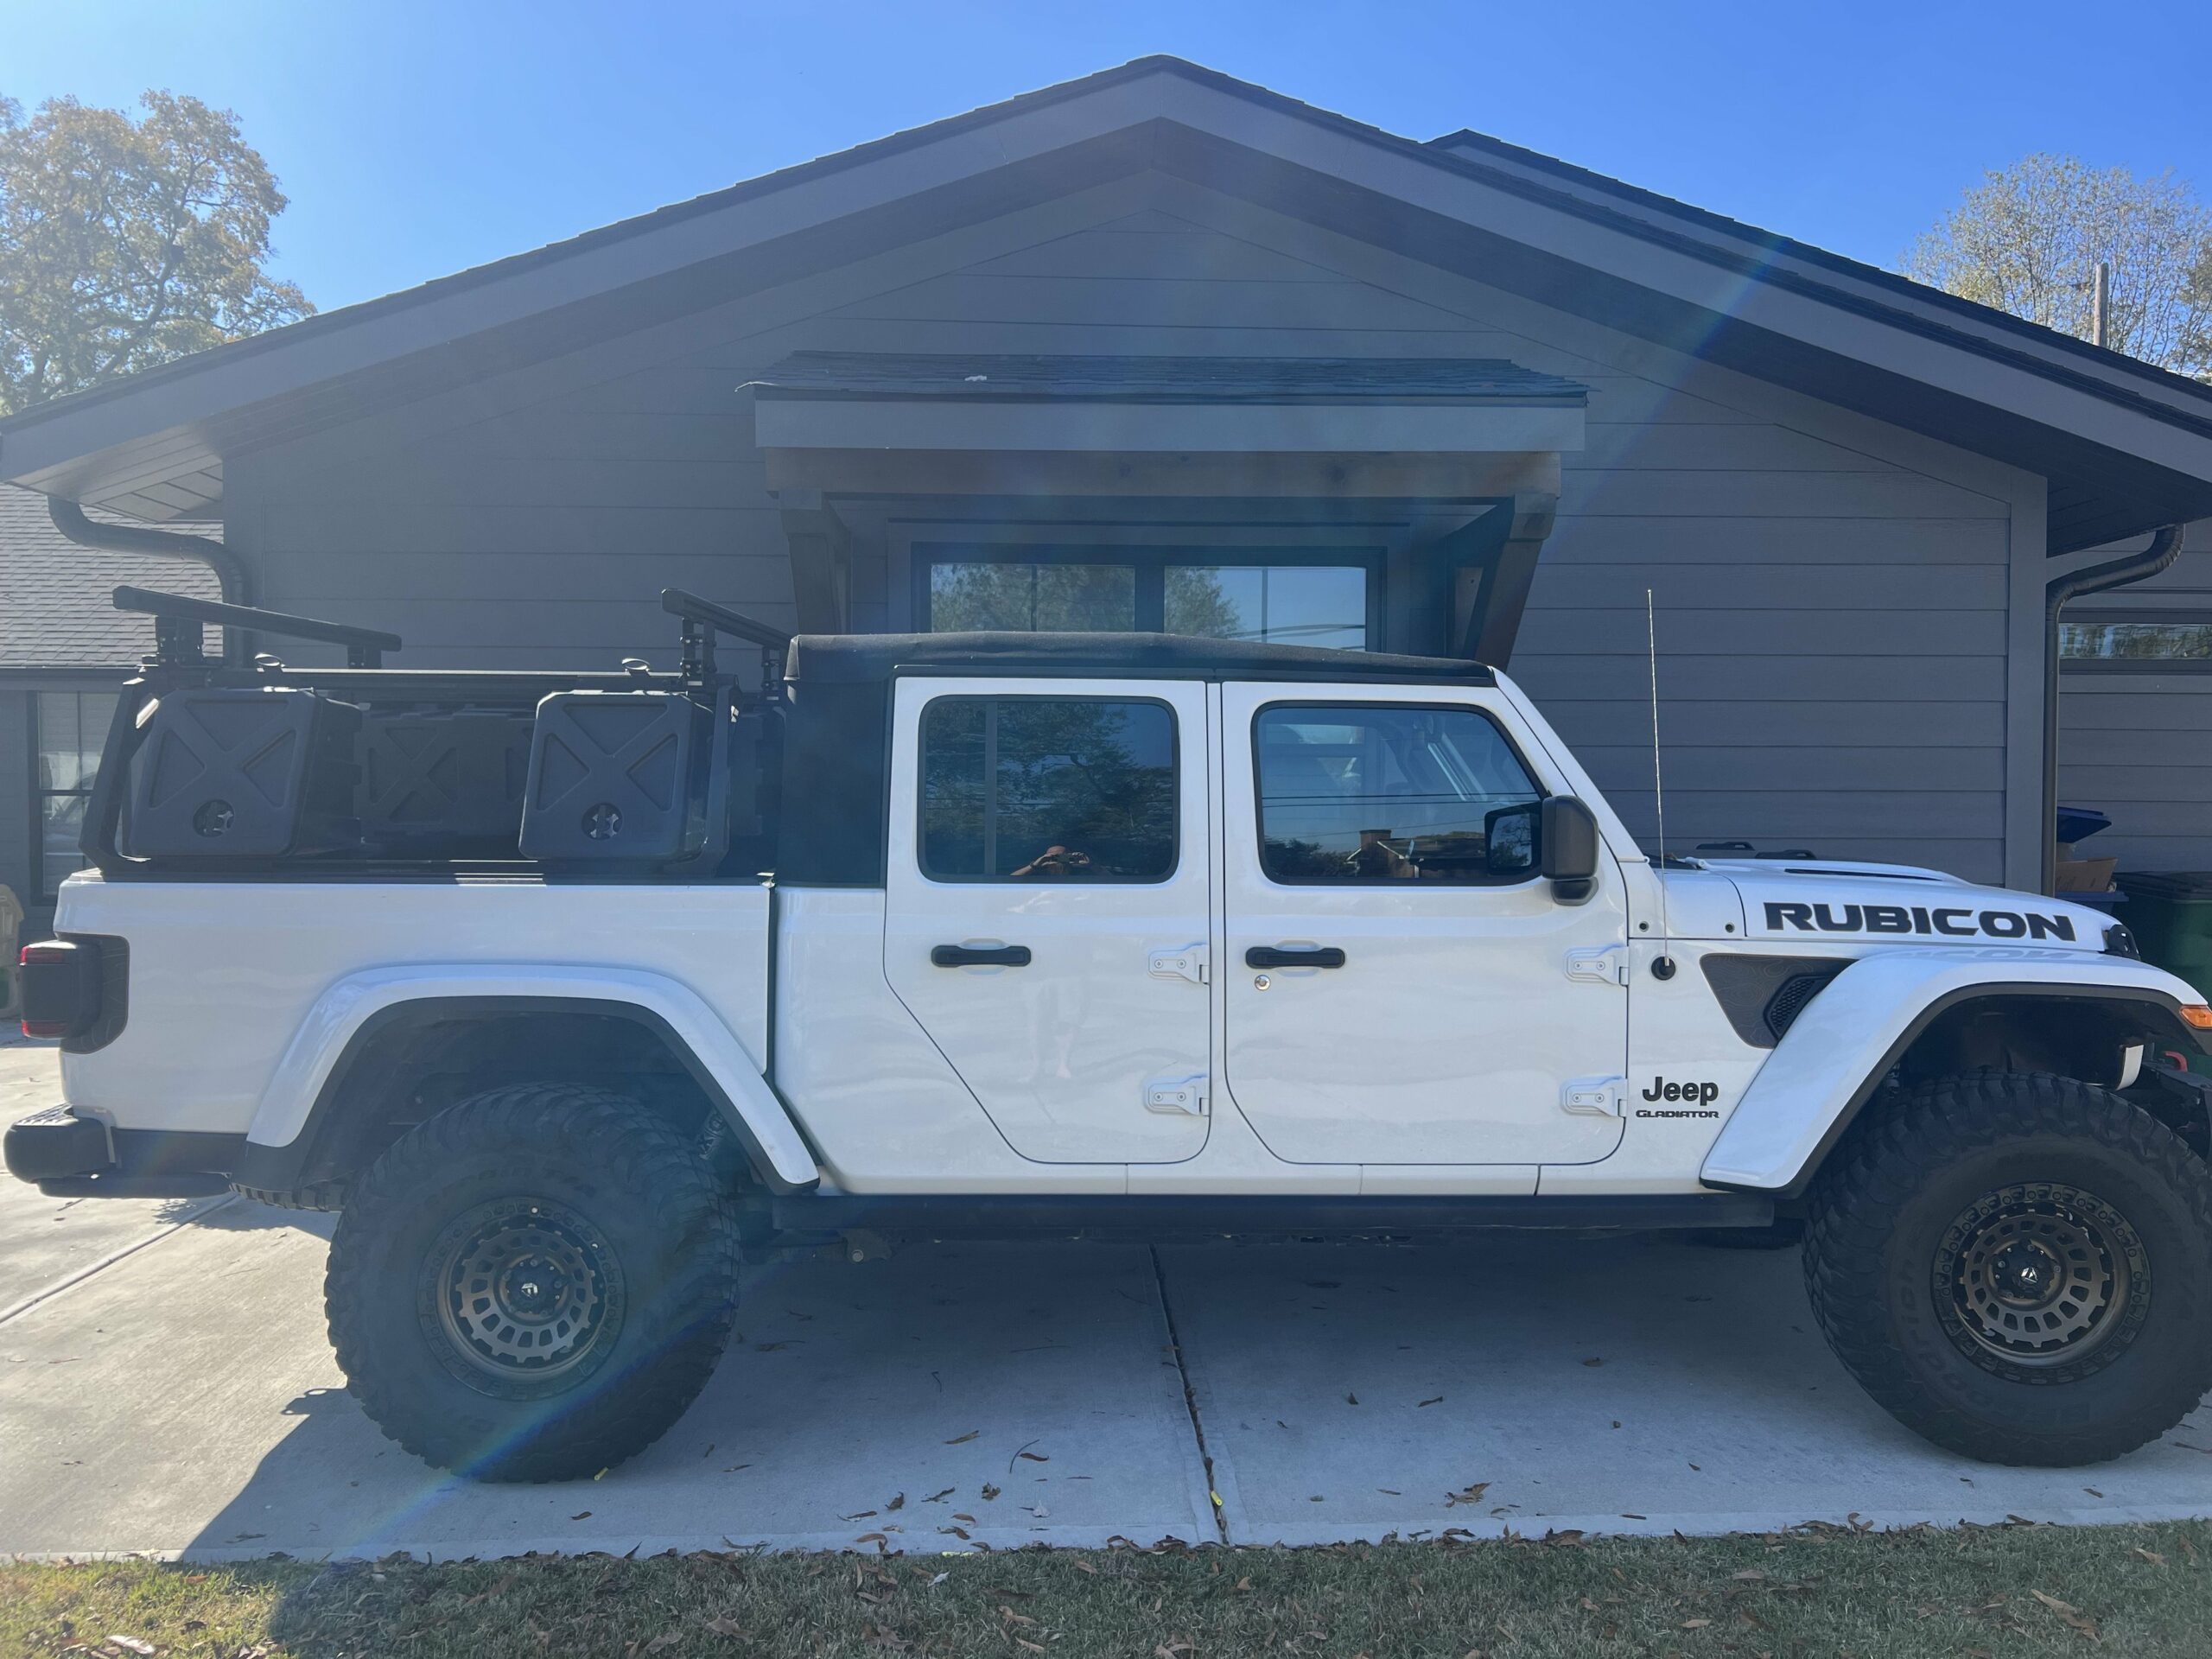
[0, 90, 313, 415]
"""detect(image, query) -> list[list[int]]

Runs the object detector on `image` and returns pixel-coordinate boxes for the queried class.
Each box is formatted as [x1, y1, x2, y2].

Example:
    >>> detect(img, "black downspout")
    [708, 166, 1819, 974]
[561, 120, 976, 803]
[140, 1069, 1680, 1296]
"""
[2043, 523, 2187, 893]
[48, 496, 253, 664]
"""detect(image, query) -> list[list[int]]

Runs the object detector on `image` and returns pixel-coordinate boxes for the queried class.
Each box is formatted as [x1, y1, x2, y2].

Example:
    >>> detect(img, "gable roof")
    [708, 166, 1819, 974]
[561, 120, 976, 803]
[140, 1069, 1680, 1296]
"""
[3, 55, 2211, 550]
[0, 486, 219, 672]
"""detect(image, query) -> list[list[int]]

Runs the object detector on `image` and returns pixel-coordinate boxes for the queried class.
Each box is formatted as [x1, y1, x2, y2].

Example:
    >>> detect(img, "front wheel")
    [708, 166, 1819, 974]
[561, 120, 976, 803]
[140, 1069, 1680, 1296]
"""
[1804, 1071, 2212, 1466]
[326, 1083, 740, 1481]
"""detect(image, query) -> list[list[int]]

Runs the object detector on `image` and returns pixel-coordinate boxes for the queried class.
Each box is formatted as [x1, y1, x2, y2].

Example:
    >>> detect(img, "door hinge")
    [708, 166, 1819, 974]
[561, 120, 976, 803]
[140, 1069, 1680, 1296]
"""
[1561, 1077, 1626, 1117]
[1566, 946, 1630, 987]
[1147, 944, 1209, 985]
[1145, 1075, 1211, 1116]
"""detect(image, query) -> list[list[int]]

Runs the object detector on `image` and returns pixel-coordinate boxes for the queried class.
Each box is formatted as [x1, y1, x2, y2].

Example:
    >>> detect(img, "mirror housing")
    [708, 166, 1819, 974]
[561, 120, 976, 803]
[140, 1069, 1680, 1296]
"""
[1541, 795, 1601, 905]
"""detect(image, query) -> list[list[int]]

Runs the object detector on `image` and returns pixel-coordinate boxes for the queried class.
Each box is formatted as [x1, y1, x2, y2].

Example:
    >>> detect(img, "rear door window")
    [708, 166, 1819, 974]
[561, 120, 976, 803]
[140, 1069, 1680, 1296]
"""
[920, 696, 1177, 882]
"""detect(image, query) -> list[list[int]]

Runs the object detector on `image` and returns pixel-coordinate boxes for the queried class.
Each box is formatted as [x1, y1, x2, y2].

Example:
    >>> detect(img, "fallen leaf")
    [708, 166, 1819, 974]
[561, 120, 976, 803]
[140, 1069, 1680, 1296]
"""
[1581, 1357, 1603, 1367]
[981, 1484, 1001, 1501]
[944, 1431, 979, 1444]
[1016, 1451, 1050, 1464]
[1417, 1396, 1444, 1408]
[570, 1511, 591, 1521]
[105, 1640, 156, 1656]
[925, 1487, 955, 1503]
[1346, 1392, 1360, 1405]
[645, 1635, 680, 1655]
[1445, 1482, 1491, 1507]
[1680, 1618, 1712, 1630]
[885, 1493, 906, 1511]
[2135, 1548, 2168, 1567]
[704, 1617, 749, 1637]
[2030, 1589, 2100, 1638]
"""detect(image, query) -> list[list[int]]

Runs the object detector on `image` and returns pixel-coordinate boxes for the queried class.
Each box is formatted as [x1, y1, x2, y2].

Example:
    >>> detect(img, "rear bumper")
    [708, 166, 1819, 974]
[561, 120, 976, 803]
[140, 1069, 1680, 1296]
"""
[3, 1107, 237, 1197]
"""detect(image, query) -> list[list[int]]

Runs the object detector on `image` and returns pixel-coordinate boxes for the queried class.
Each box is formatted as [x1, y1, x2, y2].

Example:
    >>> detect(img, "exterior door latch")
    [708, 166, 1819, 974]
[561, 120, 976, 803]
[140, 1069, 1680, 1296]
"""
[1145, 1075, 1211, 1116]
[1565, 946, 1630, 987]
[1147, 944, 1209, 985]
[1560, 1077, 1625, 1117]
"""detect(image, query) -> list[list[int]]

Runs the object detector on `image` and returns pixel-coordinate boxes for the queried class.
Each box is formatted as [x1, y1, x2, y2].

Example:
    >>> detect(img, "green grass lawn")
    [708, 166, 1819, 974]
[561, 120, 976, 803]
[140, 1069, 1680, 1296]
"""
[9, 1522, 2208, 1657]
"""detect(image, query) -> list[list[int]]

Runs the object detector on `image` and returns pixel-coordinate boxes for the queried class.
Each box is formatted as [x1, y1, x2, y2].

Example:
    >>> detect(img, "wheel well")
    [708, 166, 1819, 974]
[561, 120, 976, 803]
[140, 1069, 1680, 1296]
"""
[291, 1003, 722, 1191]
[1889, 994, 2209, 1157]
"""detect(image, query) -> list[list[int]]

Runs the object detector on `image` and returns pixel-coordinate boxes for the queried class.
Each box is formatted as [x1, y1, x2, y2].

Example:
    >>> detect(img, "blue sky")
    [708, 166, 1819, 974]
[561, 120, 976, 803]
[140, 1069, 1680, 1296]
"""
[5, 0, 2209, 315]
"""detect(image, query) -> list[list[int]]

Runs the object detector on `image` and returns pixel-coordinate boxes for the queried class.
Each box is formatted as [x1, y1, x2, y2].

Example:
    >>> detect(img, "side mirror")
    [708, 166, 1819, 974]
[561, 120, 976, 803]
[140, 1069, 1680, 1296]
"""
[1482, 801, 1540, 876]
[1541, 795, 1601, 905]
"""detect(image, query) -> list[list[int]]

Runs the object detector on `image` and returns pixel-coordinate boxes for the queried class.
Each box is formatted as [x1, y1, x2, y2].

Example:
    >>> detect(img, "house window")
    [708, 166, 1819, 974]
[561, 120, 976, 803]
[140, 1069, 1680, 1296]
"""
[920, 550, 1375, 648]
[2061, 613, 2212, 671]
[1253, 702, 1543, 885]
[919, 696, 1177, 882]
[35, 690, 117, 899]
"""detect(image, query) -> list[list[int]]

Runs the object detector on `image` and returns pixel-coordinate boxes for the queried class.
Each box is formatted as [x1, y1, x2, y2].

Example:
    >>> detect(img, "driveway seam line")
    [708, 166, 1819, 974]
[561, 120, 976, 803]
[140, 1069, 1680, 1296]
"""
[1149, 1243, 1229, 1546]
[0, 1193, 239, 1326]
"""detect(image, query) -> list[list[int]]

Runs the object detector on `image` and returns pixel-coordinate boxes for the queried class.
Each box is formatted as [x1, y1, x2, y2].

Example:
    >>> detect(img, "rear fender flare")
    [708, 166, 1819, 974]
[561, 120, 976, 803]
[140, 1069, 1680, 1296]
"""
[244, 964, 819, 1192]
[1700, 948, 2203, 1197]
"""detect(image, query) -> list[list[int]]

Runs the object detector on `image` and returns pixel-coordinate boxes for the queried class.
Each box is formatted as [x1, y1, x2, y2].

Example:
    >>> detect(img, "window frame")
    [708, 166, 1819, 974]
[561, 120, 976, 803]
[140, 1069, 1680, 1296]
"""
[31, 688, 118, 903]
[2059, 608, 2212, 675]
[915, 543, 1384, 648]
[915, 691, 1183, 887]
[1249, 697, 1549, 891]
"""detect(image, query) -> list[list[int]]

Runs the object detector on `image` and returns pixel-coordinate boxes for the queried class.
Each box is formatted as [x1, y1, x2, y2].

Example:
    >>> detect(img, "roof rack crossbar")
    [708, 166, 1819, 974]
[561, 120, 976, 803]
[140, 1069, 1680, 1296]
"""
[115, 585, 404, 669]
[660, 588, 792, 651]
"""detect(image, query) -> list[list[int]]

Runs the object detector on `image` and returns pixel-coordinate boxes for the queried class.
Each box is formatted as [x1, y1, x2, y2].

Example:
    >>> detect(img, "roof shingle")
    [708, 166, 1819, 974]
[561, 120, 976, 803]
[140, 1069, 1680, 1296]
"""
[0, 486, 221, 671]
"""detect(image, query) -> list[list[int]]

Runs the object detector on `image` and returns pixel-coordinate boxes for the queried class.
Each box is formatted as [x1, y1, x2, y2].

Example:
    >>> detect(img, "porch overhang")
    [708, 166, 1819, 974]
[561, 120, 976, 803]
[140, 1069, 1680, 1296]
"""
[748, 354, 1582, 662]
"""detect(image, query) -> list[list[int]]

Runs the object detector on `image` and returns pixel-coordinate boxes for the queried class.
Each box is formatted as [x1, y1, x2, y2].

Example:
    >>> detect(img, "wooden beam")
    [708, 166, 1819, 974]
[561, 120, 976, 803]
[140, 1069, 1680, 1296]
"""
[1467, 490, 1559, 667]
[775, 487, 853, 632]
[765, 447, 1560, 499]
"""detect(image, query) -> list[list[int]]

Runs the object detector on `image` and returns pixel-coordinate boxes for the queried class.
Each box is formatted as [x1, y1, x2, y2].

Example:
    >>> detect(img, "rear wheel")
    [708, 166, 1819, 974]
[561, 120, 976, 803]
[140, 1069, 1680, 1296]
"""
[1803, 1070, 2212, 1465]
[326, 1082, 739, 1481]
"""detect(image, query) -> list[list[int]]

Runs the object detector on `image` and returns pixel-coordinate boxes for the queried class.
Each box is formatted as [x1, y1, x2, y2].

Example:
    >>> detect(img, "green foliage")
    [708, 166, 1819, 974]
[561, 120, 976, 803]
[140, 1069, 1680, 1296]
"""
[0, 90, 313, 416]
[1901, 154, 2212, 378]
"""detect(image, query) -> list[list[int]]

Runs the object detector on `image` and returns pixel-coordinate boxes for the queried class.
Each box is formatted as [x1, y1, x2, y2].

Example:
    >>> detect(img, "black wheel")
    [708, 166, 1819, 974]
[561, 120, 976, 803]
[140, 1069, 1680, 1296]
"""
[326, 1083, 739, 1481]
[1804, 1071, 2212, 1466]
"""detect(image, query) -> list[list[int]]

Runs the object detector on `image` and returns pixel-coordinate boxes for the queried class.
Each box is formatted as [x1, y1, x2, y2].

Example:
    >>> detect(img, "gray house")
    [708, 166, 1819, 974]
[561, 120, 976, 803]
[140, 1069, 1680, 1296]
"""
[0, 486, 218, 937]
[3, 56, 2212, 907]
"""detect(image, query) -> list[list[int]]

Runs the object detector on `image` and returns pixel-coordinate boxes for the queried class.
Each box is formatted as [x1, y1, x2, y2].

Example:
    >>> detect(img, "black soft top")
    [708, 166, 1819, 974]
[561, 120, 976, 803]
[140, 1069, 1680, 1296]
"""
[784, 631, 1494, 686]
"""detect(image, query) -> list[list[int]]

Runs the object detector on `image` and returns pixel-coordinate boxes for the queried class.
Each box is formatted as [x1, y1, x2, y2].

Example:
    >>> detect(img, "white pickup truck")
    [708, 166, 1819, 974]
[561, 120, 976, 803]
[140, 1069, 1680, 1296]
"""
[10, 587, 2212, 1482]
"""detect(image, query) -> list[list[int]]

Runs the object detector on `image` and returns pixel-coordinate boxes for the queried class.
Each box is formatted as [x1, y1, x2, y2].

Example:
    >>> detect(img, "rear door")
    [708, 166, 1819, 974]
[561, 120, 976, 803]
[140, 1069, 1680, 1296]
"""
[1219, 684, 1629, 1166]
[882, 677, 1211, 1163]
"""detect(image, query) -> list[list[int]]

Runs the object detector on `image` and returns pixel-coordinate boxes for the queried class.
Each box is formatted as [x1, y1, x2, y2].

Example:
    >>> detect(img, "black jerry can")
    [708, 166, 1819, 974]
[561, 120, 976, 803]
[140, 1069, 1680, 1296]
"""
[358, 709, 535, 855]
[124, 688, 362, 857]
[519, 690, 706, 861]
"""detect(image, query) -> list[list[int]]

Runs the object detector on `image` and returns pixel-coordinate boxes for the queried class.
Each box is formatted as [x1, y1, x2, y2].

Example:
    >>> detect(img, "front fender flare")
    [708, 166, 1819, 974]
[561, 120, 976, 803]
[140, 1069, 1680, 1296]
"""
[1700, 948, 2202, 1197]
[244, 963, 819, 1192]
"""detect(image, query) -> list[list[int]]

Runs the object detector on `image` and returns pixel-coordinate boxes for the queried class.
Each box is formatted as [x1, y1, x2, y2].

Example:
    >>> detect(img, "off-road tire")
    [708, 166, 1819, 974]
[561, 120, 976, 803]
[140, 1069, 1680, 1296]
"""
[1804, 1070, 2212, 1465]
[326, 1083, 740, 1481]
[232, 1179, 346, 1213]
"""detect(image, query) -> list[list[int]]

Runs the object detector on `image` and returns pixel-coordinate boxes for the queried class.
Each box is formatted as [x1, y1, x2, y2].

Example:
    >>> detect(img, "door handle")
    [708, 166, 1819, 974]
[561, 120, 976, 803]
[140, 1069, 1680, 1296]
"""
[1245, 945, 1346, 969]
[930, 944, 1033, 968]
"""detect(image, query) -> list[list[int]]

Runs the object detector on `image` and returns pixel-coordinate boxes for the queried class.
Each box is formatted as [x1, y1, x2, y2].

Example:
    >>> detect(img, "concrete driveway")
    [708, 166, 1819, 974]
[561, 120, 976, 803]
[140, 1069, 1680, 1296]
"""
[5, 1041, 2212, 1561]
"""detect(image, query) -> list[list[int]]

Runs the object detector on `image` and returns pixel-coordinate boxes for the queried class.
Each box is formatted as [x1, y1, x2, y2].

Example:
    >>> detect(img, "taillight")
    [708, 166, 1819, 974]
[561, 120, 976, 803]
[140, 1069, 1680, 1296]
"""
[20, 941, 98, 1041]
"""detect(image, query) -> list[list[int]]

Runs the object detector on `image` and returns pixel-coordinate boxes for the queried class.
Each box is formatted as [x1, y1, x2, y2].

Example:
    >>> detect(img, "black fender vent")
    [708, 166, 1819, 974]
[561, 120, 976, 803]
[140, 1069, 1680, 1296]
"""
[1700, 955, 1847, 1049]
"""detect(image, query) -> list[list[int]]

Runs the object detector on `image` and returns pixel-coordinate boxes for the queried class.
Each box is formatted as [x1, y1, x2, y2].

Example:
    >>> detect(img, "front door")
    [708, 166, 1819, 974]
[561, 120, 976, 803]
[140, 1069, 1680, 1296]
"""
[883, 677, 1211, 1163]
[1219, 685, 1629, 1166]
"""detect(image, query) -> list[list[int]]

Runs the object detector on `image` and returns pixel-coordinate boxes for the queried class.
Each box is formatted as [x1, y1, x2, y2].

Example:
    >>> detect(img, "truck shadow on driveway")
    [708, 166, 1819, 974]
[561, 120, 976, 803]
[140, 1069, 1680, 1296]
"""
[150, 1235, 2212, 1560]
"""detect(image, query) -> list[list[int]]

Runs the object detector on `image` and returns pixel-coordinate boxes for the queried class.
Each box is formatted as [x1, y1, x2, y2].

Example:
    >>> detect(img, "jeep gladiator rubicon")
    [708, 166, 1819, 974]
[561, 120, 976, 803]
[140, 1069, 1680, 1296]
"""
[10, 585, 2212, 1481]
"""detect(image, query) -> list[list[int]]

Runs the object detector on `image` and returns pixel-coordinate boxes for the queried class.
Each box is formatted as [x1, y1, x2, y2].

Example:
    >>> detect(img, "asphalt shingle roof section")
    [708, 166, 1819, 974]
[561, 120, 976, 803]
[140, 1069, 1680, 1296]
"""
[747, 352, 1589, 405]
[0, 486, 221, 670]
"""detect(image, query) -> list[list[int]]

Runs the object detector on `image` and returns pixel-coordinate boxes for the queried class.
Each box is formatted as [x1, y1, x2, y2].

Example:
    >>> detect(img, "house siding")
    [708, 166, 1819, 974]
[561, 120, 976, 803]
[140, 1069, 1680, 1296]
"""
[2057, 524, 2212, 872]
[224, 182, 2021, 881]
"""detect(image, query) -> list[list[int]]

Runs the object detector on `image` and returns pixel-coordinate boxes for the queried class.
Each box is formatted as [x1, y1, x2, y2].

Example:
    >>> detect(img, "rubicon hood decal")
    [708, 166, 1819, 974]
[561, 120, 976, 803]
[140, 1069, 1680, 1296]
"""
[1690, 859, 2111, 949]
[1761, 899, 2076, 942]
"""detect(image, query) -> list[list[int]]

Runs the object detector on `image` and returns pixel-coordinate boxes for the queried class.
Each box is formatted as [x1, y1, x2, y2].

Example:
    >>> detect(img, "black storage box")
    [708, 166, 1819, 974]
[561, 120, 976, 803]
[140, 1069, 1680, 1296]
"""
[124, 688, 362, 857]
[359, 709, 534, 855]
[519, 690, 706, 861]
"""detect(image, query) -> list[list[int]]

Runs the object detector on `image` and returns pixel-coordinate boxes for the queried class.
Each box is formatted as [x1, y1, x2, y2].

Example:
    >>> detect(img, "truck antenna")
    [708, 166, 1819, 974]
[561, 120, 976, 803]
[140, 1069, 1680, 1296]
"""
[1647, 588, 1675, 978]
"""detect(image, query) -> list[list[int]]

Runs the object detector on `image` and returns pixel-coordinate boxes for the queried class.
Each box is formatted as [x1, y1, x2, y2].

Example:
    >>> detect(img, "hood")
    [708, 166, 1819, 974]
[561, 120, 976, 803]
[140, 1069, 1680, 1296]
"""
[1694, 858, 2120, 951]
